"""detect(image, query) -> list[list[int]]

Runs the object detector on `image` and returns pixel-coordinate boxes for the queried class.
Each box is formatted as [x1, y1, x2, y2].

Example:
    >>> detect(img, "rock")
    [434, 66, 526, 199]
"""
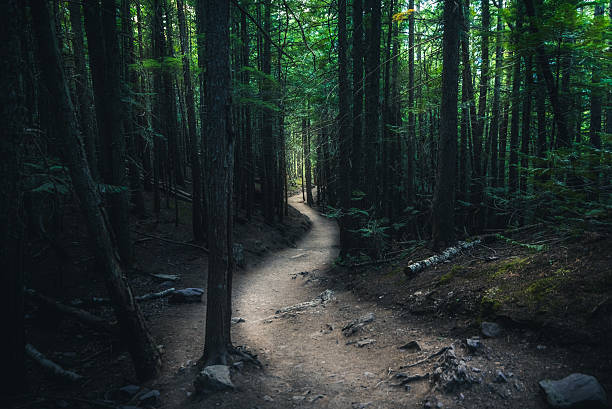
[233, 243, 245, 268]
[138, 389, 160, 405]
[399, 340, 422, 352]
[194, 365, 234, 393]
[495, 370, 508, 383]
[292, 395, 305, 402]
[351, 403, 372, 409]
[539, 373, 608, 409]
[342, 313, 375, 336]
[263, 395, 274, 402]
[364, 372, 376, 378]
[118, 385, 140, 399]
[231, 317, 245, 324]
[466, 337, 482, 352]
[537, 344, 547, 350]
[481, 322, 502, 338]
[169, 288, 204, 304]
[357, 339, 375, 347]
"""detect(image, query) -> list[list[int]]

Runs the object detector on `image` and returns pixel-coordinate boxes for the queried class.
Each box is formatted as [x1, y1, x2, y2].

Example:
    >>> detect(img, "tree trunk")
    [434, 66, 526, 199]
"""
[338, 0, 353, 255]
[31, 0, 161, 380]
[1, 0, 26, 394]
[201, 0, 234, 365]
[352, 0, 364, 195]
[520, 54, 533, 194]
[508, 50, 521, 196]
[84, 0, 133, 265]
[364, 0, 382, 208]
[432, 0, 461, 249]
[488, 3, 503, 187]
[589, 4, 604, 149]
[177, 0, 204, 241]
[68, 1, 99, 182]
[240, 3, 255, 221]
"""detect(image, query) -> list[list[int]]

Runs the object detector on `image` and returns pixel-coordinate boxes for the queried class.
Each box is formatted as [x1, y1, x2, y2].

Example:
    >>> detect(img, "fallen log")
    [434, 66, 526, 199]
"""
[403, 240, 481, 276]
[25, 288, 116, 334]
[25, 344, 83, 382]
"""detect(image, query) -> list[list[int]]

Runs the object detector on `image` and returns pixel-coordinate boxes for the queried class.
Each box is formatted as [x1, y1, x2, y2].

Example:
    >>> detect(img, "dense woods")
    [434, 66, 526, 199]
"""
[2, 0, 611, 404]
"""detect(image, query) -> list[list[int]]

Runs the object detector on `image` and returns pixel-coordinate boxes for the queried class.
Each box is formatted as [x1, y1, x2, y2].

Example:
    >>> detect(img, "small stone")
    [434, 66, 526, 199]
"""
[481, 322, 502, 338]
[292, 395, 305, 402]
[169, 288, 204, 303]
[364, 372, 376, 378]
[537, 344, 547, 350]
[231, 317, 245, 324]
[399, 340, 422, 352]
[138, 389, 160, 405]
[466, 337, 482, 352]
[539, 373, 608, 409]
[471, 367, 481, 373]
[194, 365, 234, 392]
[263, 395, 274, 402]
[342, 313, 375, 337]
[495, 370, 508, 383]
[118, 385, 140, 399]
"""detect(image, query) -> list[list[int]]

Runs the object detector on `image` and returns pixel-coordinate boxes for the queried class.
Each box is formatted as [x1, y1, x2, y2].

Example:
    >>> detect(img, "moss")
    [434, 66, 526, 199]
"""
[524, 268, 570, 301]
[439, 271, 454, 284]
[481, 286, 503, 317]
[490, 257, 530, 279]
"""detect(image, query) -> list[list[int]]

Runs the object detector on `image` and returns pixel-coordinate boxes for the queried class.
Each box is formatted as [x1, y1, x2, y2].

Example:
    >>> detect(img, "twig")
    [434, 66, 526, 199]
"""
[400, 345, 452, 369]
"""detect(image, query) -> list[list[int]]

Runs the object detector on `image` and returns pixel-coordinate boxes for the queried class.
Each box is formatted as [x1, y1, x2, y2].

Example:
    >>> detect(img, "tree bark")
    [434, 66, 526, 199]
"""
[364, 0, 382, 207]
[177, 0, 204, 241]
[352, 0, 364, 195]
[1, 0, 26, 394]
[520, 54, 533, 194]
[202, 0, 234, 365]
[432, 0, 461, 249]
[31, 0, 161, 380]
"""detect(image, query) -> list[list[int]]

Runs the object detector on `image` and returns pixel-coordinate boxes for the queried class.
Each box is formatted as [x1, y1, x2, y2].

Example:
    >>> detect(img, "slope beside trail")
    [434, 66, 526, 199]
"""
[153, 194, 586, 409]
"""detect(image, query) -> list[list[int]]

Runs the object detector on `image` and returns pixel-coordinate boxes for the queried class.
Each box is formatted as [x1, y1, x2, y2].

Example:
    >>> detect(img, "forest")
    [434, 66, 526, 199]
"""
[1, 0, 611, 407]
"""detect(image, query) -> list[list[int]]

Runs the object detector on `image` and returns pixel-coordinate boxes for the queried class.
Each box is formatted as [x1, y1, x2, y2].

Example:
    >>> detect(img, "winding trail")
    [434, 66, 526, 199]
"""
[185, 195, 426, 408]
[155, 194, 555, 408]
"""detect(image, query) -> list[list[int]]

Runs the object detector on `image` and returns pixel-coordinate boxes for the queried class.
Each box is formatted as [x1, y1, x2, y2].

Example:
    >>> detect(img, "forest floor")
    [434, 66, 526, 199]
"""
[16, 193, 612, 409]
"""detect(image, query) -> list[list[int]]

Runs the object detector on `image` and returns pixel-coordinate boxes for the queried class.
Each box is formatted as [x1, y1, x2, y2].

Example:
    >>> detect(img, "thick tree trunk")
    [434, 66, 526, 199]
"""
[240, 3, 255, 221]
[589, 4, 604, 149]
[84, 0, 133, 265]
[31, 0, 161, 380]
[202, 0, 234, 365]
[432, 0, 461, 249]
[1, 0, 26, 394]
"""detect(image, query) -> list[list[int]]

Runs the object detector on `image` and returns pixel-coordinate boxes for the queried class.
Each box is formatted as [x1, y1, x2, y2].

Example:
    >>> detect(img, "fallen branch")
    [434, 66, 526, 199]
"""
[400, 345, 453, 369]
[134, 231, 209, 253]
[87, 288, 176, 305]
[25, 344, 83, 382]
[25, 288, 116, 334]
[403, 241, 481, 276]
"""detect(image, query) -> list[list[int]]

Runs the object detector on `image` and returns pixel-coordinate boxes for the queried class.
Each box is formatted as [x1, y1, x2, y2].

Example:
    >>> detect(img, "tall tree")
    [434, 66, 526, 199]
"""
[1, 0, 25, 394]
[338, 0, 353, 255]
[364, 0, 382, 207]
[83, 0, 133, 265]
[31, 0, 161, 380]
[352, 0, 364, 193]
[201, 0, 235, 365]
[432, 0, 462, 248]
[177, 0, 204, 240]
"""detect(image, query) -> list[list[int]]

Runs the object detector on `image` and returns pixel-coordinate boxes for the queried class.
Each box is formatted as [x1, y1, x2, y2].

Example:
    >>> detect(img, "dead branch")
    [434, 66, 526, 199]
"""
[25, 344, 83, 382]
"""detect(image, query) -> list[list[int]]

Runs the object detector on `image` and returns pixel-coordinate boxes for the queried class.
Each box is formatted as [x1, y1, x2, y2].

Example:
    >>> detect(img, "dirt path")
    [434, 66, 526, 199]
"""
[152, 195, 594, 409]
